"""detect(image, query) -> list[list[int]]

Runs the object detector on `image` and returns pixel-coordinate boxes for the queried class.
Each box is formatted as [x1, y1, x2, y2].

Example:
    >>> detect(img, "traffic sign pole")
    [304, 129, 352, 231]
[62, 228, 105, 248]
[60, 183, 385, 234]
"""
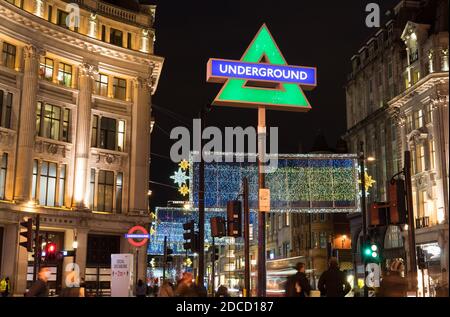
[257, 106, 266, 297]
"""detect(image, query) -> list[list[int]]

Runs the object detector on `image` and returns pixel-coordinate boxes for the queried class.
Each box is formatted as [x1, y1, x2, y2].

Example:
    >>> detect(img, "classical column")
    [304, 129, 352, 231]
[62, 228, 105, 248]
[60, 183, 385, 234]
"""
[74, 228, 89, 281]
[14, 45, 42, 203]
[73, 63, 98, 209]
[129, 77, 151, 214]
[390, 106, 407, 170]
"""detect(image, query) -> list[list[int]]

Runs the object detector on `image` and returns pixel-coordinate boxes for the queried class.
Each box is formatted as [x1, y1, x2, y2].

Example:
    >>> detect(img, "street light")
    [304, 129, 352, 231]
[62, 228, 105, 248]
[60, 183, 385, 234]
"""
[367, 156, 376, 162]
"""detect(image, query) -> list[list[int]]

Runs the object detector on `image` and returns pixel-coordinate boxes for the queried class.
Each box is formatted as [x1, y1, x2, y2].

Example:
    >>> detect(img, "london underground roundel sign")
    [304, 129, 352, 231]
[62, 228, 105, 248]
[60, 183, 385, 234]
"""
[125, 226, 150, 247]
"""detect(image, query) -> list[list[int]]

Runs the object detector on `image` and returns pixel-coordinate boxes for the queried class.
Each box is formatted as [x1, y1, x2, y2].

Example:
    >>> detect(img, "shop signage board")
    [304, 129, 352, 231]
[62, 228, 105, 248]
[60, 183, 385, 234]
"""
[111, 254, 133, 297]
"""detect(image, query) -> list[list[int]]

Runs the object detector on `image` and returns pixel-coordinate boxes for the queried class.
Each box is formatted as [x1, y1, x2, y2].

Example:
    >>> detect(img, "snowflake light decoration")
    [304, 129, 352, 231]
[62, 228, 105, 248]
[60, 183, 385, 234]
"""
[170, 168, 189, 187]
[179, 184, 190, 196]
[179, 160, 190, 171]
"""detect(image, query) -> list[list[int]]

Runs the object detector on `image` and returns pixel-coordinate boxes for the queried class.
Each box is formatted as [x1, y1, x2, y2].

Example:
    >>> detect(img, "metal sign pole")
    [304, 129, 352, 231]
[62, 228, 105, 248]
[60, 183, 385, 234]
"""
[257, 106, 266, 297]
[243, 177, 250, 297]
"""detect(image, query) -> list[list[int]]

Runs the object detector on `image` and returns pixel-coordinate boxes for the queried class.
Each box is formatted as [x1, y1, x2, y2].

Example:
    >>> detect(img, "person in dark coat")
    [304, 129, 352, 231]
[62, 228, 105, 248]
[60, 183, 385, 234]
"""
[135, 279, 147, 297]
[25, 267, 51, 297]
[216, 285, 230, 297]
[285, 262, 311, 297]
[318, 258, 351, 297]
[378, 259, 408, 297]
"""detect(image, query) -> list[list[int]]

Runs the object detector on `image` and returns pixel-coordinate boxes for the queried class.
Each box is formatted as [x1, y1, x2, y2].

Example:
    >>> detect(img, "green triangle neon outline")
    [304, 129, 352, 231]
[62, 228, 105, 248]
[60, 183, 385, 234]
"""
[213, 24, 312, 111]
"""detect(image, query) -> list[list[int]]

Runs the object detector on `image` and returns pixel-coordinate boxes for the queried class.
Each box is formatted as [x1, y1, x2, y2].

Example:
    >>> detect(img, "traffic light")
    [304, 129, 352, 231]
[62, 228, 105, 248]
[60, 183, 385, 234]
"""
[389, 179, 407, 224]
[183, 220, 196, 251]
[362, 241, 380, 263]
[226, 200, 242, 237]
[369, 202, 388, 227]
[45, 242, 57, 262]
[210, 217, 226, 237]
[19, 218, 33, 252]
[211, 246, 219, 262]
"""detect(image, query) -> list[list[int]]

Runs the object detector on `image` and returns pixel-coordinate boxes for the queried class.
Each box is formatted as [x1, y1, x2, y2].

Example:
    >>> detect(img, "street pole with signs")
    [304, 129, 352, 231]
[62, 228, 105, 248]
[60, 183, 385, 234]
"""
[257, 107, 267, 297]
[359, 142, 368, 297]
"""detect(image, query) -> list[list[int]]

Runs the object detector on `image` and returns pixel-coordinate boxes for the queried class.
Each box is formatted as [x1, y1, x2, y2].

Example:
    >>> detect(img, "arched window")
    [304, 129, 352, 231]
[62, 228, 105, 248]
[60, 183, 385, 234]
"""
[384, 225, 404, 249]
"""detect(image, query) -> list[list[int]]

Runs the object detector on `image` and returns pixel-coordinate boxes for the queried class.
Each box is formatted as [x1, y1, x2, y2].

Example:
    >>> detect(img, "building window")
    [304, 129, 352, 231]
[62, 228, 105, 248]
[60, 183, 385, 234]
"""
[36, 103, 70, 142]
[58, 164, 66, 206]
[426, 104, 433, 124]
[97, 170, 114, 212]
[406, 114, 413, 133]
[39, 57, 54, 81]
[100, 117, 116, 150]
[89, 168, 95, 209]
[57, 9, 69, 28]
[127, 33, 132, 49]
[92, 116, 125, 152]
[415, 110, 424, 128]
[57, 62, 72, 87]
[110, 28, 123, 47]
[117, 120, 125, 151]
[415, 144, 426, 174]
[320, 232, 327, 249]
[0, 153, 7, 200]
[0, 90, 13, 129]
[429, 140, 436, 170]
[38, 161, 58, 207]
[384, 225, 404, 249]
[95, 73, 108, 97]
[32, 160, 38, 200]
[387, 59, 393, 79]
[101, 25, 106, 42]
[113, 77, 127, 100]
[285, 213, 290, 226]
[91, 115, 98, 147]
[320, 214, 326, 222]
[116, 172, 123, 214]
[47, 5, 53, 22]
[2, 42, 16, 69]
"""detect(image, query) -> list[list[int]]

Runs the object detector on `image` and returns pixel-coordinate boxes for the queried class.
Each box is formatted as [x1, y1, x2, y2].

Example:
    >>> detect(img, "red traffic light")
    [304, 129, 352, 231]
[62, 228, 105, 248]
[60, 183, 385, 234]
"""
[46, 243, 56, 254]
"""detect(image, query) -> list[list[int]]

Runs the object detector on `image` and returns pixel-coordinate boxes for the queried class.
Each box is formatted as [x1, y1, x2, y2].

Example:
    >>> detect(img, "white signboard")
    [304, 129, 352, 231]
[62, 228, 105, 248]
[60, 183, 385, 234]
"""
[259, 188, 270, 212]
[111, 254, 133, 297]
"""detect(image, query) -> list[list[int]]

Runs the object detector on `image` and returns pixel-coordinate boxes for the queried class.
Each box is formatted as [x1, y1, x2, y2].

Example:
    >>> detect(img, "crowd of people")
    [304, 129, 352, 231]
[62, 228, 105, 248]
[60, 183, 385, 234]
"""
[0, 257, 412, 297]
[284, 257, 410, 297]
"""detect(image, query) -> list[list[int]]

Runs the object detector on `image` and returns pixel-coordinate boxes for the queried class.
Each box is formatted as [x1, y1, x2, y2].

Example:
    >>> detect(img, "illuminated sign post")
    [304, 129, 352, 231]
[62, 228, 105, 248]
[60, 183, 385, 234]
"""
[207, 24, 317, 297]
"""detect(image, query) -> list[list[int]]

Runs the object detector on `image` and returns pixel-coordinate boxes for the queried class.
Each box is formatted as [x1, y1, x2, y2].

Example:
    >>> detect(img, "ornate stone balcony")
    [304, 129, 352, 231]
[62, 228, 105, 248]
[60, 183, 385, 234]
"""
[61, 0, 154, 27]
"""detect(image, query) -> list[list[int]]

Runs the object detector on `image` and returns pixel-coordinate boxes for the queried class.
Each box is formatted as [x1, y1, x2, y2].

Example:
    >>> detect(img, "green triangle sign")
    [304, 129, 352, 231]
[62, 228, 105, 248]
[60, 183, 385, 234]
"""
[211, 24, 314, 112]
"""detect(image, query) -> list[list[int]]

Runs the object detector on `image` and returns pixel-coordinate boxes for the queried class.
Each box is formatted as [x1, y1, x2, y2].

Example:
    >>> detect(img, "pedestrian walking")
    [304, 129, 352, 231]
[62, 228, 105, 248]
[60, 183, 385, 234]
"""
[318, 257, 351, 297]
[135, 279, 147, 297]
[158, 281, 175, 297]
[216, 285, 230, 297]
[25, 267, 51, 297]
[0, 276, 11, 297]
[378, 259, 408, 297]
[285, 262, 311, 297]
[175, 272, 198, 297]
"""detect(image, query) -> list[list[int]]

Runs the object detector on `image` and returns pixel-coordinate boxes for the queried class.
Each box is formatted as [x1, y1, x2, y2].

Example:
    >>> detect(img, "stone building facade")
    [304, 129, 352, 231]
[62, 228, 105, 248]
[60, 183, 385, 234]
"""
[0, 0, 163, 295]
[344, 0, 448, 295]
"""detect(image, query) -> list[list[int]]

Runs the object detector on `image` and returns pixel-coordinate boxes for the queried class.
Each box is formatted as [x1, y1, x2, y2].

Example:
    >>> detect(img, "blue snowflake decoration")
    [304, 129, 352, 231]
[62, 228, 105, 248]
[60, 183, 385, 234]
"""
[170, 168, 189, 187]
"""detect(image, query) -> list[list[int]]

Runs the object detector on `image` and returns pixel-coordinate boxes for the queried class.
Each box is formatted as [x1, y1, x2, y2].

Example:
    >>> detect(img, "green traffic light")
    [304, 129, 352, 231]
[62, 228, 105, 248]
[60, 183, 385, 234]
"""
[364, 248, 371, 256]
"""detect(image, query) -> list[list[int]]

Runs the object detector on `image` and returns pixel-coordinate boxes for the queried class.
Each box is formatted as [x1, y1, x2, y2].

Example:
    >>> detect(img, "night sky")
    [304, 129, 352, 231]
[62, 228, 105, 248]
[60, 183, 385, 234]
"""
[148, 0, 399, 209]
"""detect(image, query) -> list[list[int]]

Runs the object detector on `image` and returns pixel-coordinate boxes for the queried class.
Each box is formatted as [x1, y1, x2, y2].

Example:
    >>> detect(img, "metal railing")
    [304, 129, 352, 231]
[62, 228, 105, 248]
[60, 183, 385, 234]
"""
[96, 1, 136, 24]
[415, 216, 430, 229]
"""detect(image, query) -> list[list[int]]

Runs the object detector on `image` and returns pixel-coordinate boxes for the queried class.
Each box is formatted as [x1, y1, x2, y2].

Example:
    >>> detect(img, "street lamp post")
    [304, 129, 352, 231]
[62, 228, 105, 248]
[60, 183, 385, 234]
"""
[359, 141, 368, 298]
